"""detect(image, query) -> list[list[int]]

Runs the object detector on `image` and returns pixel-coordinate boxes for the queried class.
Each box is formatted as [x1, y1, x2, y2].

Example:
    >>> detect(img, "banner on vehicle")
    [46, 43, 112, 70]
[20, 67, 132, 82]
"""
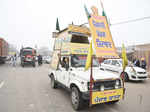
[92, 88, 123, 105]
[61, 43, 89, 55]
[88, 7, 119, 58]
[50, 51, 60, 70]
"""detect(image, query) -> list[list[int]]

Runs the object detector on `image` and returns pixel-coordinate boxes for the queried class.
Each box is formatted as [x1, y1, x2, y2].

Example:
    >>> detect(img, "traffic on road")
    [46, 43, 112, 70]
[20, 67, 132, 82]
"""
[1, 1, 150, 112]
[0, 61, 150, 112]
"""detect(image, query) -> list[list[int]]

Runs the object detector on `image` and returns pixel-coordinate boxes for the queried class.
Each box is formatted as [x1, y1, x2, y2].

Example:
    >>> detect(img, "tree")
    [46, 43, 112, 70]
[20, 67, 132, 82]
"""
[56, 18, 60, 31]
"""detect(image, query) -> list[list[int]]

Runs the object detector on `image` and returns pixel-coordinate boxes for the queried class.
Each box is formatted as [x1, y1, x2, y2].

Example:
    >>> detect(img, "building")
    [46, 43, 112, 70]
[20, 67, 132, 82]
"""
[117, 43, 150, 71]
[134, 43, 150, 70]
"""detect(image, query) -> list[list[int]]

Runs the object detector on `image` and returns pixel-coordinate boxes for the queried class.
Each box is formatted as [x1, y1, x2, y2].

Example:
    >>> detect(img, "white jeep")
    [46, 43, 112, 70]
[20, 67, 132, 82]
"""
[48, 54, 123, 110]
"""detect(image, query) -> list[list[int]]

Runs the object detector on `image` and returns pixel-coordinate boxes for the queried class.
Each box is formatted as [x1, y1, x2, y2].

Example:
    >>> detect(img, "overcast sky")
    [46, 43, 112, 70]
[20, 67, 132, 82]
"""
[0, 0, 150, 51]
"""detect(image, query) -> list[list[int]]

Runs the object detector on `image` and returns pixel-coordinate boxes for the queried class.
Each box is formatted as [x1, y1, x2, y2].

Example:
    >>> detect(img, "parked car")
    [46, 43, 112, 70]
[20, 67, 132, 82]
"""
[100, 59, 148, 82]
[43, 56, 51, 64]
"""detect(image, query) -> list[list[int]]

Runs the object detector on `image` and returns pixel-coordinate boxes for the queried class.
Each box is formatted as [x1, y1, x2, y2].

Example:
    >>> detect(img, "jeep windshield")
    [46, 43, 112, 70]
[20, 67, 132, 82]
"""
[71, 54, 99, 67]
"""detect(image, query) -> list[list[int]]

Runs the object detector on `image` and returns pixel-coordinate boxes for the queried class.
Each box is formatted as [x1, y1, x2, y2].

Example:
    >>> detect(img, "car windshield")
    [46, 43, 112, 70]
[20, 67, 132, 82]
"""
[22, 51, 33, 56]
[71, 55, 99, 67]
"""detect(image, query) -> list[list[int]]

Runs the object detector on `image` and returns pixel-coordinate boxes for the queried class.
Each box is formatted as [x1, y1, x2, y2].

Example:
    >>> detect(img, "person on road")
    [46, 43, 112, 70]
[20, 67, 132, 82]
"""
[134, 58, 140, 67]
[38, 54, 43, 66]
[141, 58, 146, 69]
[12, 54, 17, 67]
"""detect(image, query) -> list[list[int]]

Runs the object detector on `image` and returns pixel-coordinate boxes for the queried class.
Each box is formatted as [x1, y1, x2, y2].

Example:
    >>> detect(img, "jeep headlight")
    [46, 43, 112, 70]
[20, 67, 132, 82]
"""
[116, 80, 119, 86]
[100, 85, 104, 91]
[115, 80, 119, 89]
[115, 79, 121, 89]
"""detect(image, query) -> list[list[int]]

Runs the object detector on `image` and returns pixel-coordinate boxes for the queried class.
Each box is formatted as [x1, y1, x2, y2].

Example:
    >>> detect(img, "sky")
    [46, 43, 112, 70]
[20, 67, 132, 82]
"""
[0, 0, 150, 51]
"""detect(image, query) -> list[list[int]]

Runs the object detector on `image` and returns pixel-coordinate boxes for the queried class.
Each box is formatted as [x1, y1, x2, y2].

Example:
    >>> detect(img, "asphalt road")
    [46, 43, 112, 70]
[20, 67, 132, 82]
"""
[0, 61, 150, 112]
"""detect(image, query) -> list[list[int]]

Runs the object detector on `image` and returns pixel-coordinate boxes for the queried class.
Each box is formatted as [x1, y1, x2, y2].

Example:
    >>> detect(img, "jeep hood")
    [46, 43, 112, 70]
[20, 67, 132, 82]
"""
[72, 68, 119, 81]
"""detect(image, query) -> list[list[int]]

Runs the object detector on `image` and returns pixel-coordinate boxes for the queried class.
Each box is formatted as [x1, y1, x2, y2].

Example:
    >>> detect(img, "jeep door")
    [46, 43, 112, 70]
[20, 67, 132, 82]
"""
[58, 56, 70, 86]
[55, 63, 63, 83]
[61, 67, 70, 87]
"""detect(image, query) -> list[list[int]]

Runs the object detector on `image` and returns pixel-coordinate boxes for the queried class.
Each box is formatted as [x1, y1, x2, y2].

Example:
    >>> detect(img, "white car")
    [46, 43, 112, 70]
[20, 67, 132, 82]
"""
[100, 59, 148, 81]
[43, 56, 51, 64]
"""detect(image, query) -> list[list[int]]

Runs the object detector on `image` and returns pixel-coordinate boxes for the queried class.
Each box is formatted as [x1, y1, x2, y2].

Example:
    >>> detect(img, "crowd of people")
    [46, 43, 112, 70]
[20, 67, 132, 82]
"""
[133, 58, 147, 69]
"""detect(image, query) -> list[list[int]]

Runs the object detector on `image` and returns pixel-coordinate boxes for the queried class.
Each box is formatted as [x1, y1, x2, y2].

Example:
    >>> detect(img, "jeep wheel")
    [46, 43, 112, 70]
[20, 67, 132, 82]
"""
[50, 75, 57, 89]
[71, 87, 83, 110]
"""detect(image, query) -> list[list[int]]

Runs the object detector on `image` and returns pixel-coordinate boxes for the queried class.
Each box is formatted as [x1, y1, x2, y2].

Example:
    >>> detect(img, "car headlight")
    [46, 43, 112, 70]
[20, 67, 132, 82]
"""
[130, 68, 136, 75]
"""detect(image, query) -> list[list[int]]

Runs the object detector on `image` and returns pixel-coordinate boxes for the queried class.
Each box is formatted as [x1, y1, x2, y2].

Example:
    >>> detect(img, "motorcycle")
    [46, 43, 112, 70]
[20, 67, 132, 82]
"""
[38, 59, 42, 66]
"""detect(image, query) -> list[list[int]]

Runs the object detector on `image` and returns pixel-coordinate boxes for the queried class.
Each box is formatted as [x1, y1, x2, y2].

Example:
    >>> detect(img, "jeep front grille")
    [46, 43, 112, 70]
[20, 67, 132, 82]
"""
[88, 79, 121, 91]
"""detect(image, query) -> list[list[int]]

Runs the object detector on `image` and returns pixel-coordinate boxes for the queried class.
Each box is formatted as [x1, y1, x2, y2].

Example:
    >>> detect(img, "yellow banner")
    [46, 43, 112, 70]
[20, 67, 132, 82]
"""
[89, 14, 119, 58]
[50, 51, 60, 70]
[92, 88, 123, 105]
[61, 43, 89, 55]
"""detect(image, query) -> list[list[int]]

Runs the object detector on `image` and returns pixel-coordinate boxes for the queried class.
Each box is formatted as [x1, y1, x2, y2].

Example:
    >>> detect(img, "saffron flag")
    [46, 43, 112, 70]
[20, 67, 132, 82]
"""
[122, 44, 128, 71]
[85, 41, 93, 71]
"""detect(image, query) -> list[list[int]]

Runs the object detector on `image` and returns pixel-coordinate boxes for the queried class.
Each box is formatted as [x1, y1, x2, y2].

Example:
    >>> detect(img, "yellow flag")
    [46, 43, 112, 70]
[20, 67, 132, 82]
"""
[85, 41, 93, 71]
[122, 44, 128, 71]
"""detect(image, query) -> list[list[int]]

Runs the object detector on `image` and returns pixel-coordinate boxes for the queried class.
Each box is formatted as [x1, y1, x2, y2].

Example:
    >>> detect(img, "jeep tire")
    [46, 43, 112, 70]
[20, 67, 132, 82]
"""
[71, 87, 83, 110]
[50, 75, 57, 89]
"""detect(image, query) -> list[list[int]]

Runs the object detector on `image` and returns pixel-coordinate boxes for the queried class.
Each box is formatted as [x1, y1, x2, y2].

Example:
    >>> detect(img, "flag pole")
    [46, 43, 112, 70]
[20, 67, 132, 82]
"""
[84, 4, 93, 107]
[100, 0, 110, 25]
[121, 44, 128, 99]
[100, 0, 104, 12]
[89, 55, 93, 107]
[121, 70, 125, 99]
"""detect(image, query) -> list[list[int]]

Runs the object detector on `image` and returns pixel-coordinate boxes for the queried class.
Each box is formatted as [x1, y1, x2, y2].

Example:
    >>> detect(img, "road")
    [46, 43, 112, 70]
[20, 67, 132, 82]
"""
[0, 61, 150, 112]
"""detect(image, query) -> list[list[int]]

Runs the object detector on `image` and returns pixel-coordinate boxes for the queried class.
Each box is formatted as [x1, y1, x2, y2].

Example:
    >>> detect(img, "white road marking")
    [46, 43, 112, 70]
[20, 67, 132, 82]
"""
[0, 81, 5, 89]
